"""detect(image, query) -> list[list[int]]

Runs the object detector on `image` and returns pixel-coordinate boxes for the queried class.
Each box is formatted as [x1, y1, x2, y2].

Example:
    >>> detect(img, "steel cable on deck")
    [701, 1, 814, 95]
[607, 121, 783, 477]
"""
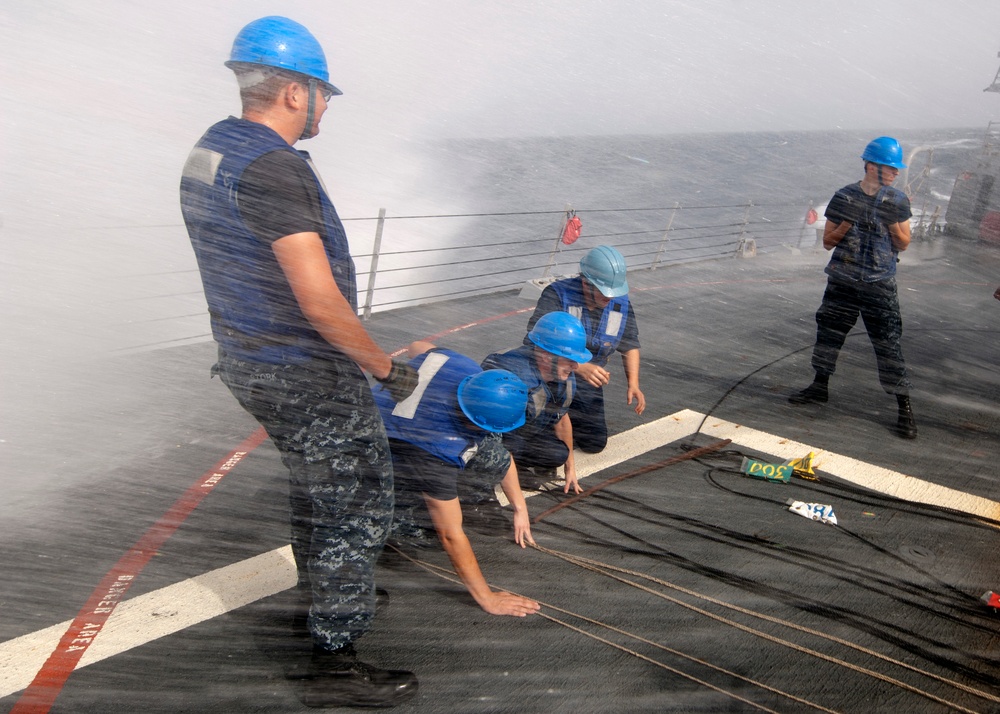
[525, 462, 1000, 702]
[382, 543, 828, 714]
[530, 544, 990, 713]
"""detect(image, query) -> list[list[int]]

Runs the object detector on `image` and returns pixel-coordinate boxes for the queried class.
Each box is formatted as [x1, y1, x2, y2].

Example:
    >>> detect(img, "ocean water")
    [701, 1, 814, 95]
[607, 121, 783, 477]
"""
[362, 126, 986, 310]
[438, 127, 979, 213]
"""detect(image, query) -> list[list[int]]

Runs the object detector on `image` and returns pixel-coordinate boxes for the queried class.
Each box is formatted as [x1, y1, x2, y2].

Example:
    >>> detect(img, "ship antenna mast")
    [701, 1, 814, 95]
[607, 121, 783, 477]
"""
[985, 49, 1000, 93]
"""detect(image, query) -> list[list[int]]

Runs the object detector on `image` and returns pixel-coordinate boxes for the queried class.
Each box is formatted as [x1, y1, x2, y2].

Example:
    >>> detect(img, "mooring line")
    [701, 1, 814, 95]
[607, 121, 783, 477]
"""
[383, 544, 834, 713]
[535, 544, 991, 713]
[531, 439, 732, 524]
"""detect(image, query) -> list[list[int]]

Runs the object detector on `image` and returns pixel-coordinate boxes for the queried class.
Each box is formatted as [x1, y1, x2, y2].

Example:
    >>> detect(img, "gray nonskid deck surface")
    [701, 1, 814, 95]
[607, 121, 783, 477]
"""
[2, 237, 999, 713]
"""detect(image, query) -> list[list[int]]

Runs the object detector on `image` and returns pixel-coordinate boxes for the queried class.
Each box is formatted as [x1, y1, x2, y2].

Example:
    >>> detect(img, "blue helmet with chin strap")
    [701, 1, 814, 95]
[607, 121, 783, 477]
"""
[861, 137, 906, 169]
[226, 16, 342, 97]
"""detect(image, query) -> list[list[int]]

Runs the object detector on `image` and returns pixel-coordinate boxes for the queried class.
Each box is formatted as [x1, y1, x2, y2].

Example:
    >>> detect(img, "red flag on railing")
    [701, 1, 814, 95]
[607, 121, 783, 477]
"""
[562, 213, 582, 245]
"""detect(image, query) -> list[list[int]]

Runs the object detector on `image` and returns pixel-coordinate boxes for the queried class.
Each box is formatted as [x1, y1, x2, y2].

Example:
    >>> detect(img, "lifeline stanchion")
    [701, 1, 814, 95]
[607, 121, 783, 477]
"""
[531, 438, 731, 524]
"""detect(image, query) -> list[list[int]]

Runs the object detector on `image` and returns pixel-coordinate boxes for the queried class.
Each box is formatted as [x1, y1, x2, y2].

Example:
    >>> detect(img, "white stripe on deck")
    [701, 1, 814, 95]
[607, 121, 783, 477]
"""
[3, 409, 997, 697]
[678, 408, 1000, 521]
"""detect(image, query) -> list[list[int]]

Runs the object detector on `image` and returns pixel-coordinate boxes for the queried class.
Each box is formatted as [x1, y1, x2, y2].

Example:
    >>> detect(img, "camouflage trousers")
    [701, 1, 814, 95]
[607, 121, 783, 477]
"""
[215, 348, 393, 651]
[811, 276, 912, 395]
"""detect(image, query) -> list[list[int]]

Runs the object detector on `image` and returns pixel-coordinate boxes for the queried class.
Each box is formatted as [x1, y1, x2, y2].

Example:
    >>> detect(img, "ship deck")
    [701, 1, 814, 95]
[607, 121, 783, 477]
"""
[2, 235, 1000, 713]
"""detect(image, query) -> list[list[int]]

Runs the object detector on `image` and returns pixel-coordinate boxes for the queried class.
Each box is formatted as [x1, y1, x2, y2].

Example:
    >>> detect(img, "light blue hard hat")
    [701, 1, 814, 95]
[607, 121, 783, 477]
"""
[580, 245, 629, 298]
[861, 137, 906, 169]
[457, 369, 528, 433]
[528, 312, 593, 364]
[226, 16, 342, 96]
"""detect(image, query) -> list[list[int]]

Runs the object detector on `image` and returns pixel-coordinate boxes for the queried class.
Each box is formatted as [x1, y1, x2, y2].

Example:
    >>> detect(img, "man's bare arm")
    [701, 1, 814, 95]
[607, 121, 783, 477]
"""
[272, 232, 392, 379]
[424, 495, 539, 617]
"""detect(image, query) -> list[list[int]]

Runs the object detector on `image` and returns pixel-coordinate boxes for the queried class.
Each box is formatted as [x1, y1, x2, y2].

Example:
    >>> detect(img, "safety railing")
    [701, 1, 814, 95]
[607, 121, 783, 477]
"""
[347, 199, 818, 318]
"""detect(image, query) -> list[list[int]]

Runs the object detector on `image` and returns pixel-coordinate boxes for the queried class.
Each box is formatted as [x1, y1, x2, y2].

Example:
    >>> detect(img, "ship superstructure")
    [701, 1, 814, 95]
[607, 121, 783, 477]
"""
[944, 49, 1000, 242]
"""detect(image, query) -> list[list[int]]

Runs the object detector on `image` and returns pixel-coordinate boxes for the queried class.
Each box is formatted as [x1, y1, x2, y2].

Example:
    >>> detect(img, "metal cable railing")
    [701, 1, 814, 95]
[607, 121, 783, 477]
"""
[107, 198, 828, 352]
[354, 200, 820, 316]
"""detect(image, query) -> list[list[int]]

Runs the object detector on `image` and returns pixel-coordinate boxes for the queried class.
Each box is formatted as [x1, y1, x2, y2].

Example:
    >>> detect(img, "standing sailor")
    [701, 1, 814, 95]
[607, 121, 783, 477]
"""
[180, 16, 418, 707]
[789, 136, 917, 439]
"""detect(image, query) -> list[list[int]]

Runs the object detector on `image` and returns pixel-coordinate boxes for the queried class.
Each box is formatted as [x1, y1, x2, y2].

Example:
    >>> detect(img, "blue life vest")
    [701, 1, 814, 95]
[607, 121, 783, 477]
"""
[481, 345, 574, 431]
[179, 117, 356, 363]
[550, 277, 629, 366]
[373, 349, 484, 468]
[825, 183, 911, 283]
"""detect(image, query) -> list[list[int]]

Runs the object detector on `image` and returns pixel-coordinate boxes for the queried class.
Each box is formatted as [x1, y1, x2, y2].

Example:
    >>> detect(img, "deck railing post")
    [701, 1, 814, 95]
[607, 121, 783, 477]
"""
[735, 200, 754, 257]
[798, 200, 814, 250]
[362, 207, 386, 321]
[542, 204, 573, 280]
[652, 202, 680, 270]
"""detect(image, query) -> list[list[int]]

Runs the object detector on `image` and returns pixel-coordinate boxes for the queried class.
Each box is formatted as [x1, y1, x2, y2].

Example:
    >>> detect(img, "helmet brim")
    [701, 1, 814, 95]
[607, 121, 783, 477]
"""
[225, 61, 342, 97]
[594, 280, 629, 298]
[528, 333, 593, 364]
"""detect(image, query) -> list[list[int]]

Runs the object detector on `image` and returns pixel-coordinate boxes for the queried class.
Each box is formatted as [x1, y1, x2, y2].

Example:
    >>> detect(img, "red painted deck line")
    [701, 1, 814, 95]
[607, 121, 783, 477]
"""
[10, 428, 268, 714]
[13, 306, 533, 711]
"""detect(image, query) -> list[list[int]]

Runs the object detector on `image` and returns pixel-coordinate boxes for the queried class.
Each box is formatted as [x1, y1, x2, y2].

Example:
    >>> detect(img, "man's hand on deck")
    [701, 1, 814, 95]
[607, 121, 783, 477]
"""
[512, 510, 535, 548]
[563, 466, 582, 494]
[481, 591, 540, 618]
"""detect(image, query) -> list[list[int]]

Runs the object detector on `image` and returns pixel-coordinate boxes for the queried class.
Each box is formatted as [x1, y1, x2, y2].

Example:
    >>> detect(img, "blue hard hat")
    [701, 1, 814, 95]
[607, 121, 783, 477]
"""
[457, 369, 528, 433]
[580, 245, 629, 298]
[861, 137, 906, 169]
[226, 16, 342, 96]
[528, 312, 593, 364]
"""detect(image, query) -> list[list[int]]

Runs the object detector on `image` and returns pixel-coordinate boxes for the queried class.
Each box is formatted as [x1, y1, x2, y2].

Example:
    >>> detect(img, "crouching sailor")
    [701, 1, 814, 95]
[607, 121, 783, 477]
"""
[374, 342, 541, 617]
[483, 312, 593, 494]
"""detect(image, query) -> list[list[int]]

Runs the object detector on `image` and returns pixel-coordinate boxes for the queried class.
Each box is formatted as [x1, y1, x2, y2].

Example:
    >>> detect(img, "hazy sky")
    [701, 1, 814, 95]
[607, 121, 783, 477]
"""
[2, 0, 1000, 226]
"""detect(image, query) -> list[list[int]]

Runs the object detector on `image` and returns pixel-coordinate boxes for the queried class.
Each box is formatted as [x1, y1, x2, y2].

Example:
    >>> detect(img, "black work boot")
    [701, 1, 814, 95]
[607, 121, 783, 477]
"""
[788, 377, 829, 405]
[519, 466, 558, 490]
[896, 395, 918, 439]
[300, 643, 418, 708]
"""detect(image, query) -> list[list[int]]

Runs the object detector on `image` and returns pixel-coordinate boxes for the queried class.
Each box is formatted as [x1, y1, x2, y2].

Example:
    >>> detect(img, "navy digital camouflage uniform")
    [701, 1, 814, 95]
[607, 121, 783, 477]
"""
[813, 182, 913, 395]
[216, 352, 392, 651]
[180, 118, 392, 653]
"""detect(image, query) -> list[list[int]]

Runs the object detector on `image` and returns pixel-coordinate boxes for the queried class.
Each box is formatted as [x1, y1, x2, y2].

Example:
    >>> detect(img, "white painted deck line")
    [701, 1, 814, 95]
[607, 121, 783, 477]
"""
[3, 409, 997, 697]
[0, 548, 297, 698]
[679, 408, 1000, 522]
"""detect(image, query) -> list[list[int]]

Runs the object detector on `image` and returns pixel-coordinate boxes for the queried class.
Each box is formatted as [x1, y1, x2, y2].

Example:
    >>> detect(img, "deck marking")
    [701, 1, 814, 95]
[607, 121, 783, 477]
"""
[6, 428, 267, 713]
[675, 409, 1000, 521]
[388, 306, 535, 357]
[3, 410, 997, 700]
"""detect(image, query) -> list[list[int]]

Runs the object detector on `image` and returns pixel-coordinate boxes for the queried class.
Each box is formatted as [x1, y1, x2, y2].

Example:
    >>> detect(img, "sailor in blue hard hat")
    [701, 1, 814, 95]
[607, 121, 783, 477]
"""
[373, 341, 540, 618]
[180, 16, 418, 708]
[524, 245, 645, 458]
[225, 15, 341, 141]
[483, 311, 593, 494]
[789, 136, 918, 440]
